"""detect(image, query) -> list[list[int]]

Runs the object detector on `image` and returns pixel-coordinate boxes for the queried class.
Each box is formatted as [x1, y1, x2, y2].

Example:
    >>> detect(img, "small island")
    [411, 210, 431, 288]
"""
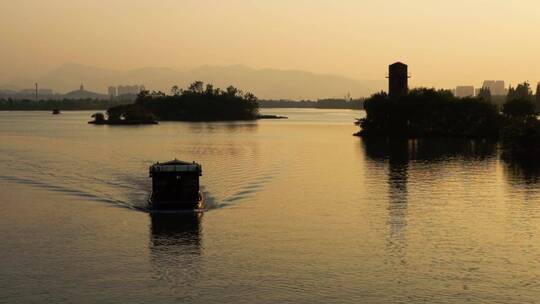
[88, 111, 158, 125]
[89, 81, 287, 125]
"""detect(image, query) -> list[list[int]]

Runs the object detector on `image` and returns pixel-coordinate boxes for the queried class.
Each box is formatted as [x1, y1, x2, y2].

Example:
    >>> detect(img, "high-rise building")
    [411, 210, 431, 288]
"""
[388, 62, 409, 99]
[455, 86, 475, 98]
[482, 80, 506, 96]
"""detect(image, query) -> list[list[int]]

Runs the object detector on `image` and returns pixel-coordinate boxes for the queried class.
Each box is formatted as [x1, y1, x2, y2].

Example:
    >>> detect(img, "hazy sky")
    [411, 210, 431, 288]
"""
[1, 0, 539, 89]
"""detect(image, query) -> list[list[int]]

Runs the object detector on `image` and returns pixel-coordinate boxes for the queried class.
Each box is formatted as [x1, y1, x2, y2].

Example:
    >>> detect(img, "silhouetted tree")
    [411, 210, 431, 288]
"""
[106, 81, 259, 122]
[477, 87, 492, 103]
[171, 85, 180, 96]
[107, 107, 122, 121]
[188, 81, 204, 94]
[502, 98, 537, 120]
[91, 112, 105, 123]
[226, 85, 241, 97]
[536, 83, 540, 112]
[499, 82, 540, 157]
[151, 90, 166, 97]
[500, 117, 540, 157]
[507, 82, 533, 102]
[204, 84, 214, 95]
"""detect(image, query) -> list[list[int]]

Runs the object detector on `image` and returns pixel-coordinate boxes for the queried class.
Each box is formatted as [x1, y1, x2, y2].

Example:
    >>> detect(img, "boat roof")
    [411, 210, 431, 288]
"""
[150, 159, 202, 174]
[390, 61, 407, 67]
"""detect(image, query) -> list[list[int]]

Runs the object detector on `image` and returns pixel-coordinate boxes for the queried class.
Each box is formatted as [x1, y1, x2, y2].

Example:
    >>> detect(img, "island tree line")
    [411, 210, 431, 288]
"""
[357, 82, 540, 157]
[93, 81, 260, 123]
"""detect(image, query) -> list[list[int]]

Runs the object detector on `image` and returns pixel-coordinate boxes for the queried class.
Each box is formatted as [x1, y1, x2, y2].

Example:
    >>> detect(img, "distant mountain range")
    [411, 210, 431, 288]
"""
[2, 64, 385, 100]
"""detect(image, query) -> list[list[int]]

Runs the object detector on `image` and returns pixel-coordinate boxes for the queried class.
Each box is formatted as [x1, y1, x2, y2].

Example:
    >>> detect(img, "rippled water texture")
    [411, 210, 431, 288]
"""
[1, 109, 540, 303]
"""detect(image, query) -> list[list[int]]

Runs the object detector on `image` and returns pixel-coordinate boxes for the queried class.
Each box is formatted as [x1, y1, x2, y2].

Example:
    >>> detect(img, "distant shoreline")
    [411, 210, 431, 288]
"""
[0, 107, 358, 112]
[1, 98, 366, 112]
[88, 120, 158, 125]
[87, 114, 288, 125]
[0, 99, 133, 112]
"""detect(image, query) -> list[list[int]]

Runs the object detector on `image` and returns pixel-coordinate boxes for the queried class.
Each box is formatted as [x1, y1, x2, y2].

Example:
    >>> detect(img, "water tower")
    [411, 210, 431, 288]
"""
[388, 62, 409, 99]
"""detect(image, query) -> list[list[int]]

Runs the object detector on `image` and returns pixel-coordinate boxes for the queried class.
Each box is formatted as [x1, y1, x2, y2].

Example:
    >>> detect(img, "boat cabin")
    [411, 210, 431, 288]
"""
[149, 159, 203, 210]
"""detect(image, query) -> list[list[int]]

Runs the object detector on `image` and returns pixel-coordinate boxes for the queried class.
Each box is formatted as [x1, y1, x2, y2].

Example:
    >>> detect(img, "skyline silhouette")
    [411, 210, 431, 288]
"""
[2, 62, 539, 101]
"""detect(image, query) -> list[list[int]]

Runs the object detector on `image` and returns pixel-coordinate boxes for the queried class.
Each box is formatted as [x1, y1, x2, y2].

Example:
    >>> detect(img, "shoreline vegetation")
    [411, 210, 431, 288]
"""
[88, 82, 287, 125]
[259, 99, 364, 109]
[355, 83, 540, 158]
[0, 99, 133, 111]
[0, 93, 364, 112]
[0, 99, 362, 111]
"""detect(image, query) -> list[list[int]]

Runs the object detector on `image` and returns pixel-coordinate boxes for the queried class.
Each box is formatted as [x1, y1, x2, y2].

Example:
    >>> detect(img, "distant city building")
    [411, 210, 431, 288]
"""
[108, 86, 117, 98]
[482, 80, 506, 96]
[117, 85, 145, 96]
[455, 86, 475, 98]
[388, 62, 409, 99]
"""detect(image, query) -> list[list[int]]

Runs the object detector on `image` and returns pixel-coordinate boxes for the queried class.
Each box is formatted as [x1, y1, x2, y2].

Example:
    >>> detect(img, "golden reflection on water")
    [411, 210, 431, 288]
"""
[149, 213, 203, 291]
[1, 110, 540, 303]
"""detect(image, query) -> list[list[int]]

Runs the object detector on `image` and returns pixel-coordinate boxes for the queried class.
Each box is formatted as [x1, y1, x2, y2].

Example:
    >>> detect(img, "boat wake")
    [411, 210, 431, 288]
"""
[0, 163, 282, 213]
[0, 175, 146, 212]
[206, 171, 279, 210]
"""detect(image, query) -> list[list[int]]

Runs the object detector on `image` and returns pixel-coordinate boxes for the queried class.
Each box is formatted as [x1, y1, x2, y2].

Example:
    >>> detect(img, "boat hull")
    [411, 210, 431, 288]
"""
[148, 192, 205, 213]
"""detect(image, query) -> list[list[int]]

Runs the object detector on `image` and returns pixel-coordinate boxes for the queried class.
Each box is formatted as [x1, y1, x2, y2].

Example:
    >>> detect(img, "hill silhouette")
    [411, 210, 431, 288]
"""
[3, 64, 383, 100]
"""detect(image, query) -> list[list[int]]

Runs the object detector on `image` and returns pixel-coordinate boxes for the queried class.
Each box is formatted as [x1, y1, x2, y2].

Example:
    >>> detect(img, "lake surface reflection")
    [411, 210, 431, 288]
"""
[1, 109, 540, 303]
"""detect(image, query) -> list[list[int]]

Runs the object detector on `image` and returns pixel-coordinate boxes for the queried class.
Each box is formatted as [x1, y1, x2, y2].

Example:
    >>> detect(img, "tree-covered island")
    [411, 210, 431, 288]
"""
[357, 88, 501, 138]
[356, 83, 540, 158]
[89, 81, 286, 125]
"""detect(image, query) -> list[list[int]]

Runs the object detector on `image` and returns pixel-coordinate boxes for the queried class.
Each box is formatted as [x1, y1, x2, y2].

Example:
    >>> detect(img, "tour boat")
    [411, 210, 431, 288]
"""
[148, 160, 205, 212]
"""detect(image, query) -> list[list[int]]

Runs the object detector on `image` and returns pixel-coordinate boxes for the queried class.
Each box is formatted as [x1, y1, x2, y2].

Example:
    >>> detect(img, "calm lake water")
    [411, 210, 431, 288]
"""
[1, 109, 540, 303]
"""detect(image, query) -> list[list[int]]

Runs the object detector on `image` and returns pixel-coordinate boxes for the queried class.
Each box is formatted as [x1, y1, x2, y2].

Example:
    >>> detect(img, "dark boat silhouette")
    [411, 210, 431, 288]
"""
[52, 109, 61, 115]
[148, 160, 204, 212]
